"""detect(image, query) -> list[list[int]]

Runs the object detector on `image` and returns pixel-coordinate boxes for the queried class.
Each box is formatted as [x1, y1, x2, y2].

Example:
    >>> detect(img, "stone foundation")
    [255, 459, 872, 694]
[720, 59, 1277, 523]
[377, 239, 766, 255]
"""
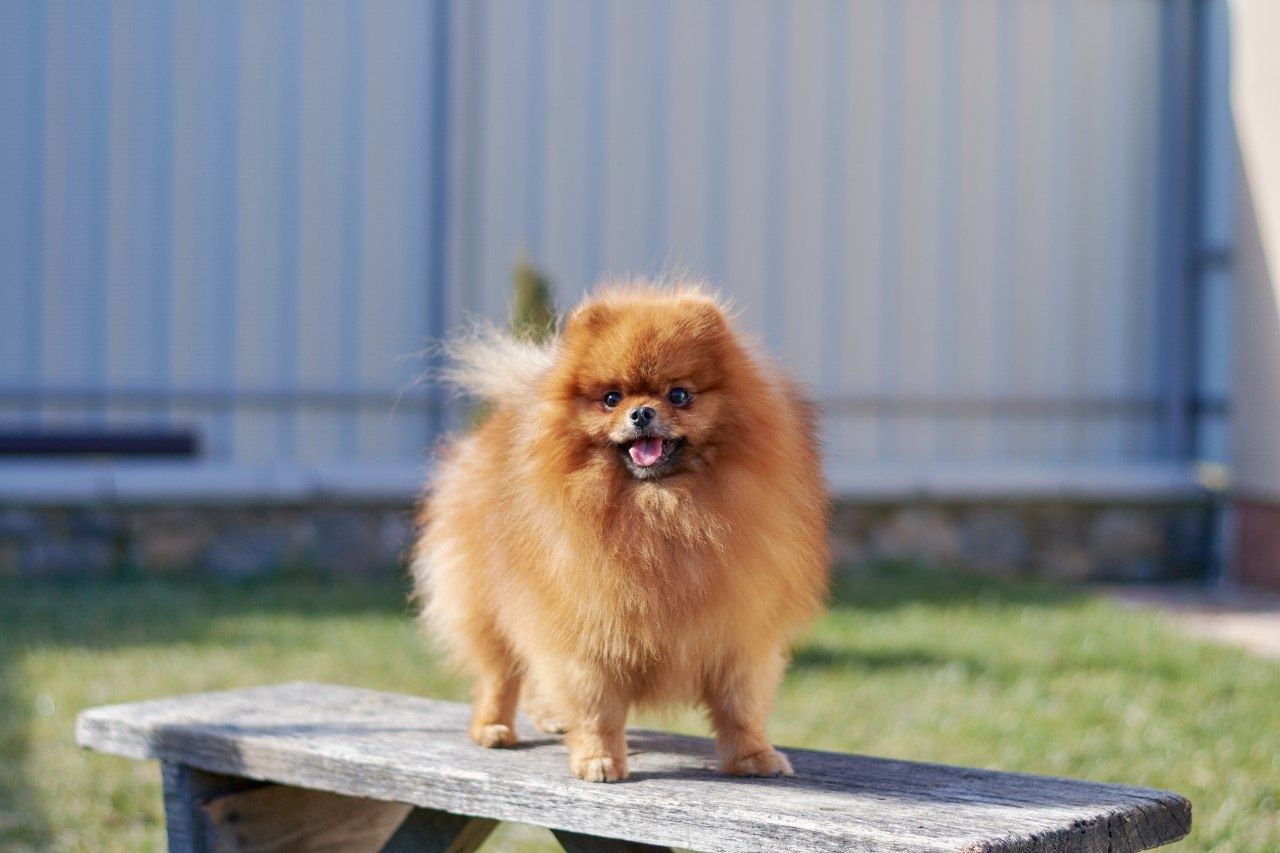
[0, 504, 417, 580]
[0, 498, 1216, 581]
[1234, 499, 1280, 590]
[829, 501, 1215, 582]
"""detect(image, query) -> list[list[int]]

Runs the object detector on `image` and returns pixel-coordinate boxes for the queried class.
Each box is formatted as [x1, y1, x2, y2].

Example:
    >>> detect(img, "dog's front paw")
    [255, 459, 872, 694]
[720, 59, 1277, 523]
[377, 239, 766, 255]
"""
[722, 747, 794, 778]
[470, 722, 517, 748]
[570, 754, 628, 783]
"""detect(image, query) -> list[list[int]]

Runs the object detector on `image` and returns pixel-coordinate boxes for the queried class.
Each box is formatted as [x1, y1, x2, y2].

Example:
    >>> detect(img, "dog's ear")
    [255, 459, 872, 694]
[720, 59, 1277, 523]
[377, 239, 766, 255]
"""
[565, 301, 614, 337]
[679, 296, 730, 339]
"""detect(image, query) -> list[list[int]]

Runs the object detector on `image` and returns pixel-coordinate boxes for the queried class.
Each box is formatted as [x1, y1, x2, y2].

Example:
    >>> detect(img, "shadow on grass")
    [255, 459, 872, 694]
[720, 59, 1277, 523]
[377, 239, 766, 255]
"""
[0, 652, 49, 848]
[785, 562, 1089, 680]
[825, 561, 1085, 614]
[790, 645, 947, 673]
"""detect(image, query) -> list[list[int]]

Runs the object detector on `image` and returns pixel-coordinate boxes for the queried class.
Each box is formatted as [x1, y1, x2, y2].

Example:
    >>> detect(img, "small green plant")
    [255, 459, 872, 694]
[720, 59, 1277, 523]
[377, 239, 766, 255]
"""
[510, 260, 556, 342]
[468, 262, 558, 429]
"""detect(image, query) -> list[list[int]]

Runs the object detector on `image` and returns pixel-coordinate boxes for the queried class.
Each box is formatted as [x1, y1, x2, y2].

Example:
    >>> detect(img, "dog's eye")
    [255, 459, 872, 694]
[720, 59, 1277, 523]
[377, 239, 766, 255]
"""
[667, 387, 690, 407]
[603, 390, 623, 409]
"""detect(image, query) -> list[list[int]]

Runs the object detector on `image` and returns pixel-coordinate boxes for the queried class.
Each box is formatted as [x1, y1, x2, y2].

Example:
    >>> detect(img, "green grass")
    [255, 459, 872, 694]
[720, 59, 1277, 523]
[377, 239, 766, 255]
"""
[1, 566, 1277, 851]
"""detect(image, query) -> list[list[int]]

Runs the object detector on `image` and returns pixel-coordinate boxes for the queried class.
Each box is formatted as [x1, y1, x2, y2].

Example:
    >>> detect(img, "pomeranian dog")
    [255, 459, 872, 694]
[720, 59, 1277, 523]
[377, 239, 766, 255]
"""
[412, 283, 829, 782]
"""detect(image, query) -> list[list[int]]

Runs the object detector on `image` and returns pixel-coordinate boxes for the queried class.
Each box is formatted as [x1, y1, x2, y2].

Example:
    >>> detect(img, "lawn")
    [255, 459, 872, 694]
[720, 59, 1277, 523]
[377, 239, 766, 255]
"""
[1, 565, 1276, 851]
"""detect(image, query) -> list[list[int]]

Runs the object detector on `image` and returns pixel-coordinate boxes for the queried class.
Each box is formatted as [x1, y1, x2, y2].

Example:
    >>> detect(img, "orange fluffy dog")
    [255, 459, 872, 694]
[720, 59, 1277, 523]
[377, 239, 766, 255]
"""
[412, 284, 829, 782]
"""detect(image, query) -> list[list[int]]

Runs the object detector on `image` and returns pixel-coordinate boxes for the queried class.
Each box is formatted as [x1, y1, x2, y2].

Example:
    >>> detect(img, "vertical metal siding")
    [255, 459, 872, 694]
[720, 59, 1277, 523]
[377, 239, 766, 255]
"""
[105, 0, 174, 432]
[233, 0, 300, 465]
[1191, 0, 1233, 465]
[953, 0, 1001, 462]
[355, 0, 433, 464]
[454, 0, 1175, 473]
[42, 2, 112, 424]
[0, 1, 48, 425]
[0, 0, 1218, 488]
[837, 0, 887, 467]
[0, 0, 445, 471]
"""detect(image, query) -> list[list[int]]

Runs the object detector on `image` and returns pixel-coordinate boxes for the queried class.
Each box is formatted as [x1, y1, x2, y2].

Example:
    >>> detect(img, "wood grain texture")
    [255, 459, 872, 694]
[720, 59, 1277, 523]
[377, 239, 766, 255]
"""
[163, 763, 260, 853]
[78, 683, 1191, 852]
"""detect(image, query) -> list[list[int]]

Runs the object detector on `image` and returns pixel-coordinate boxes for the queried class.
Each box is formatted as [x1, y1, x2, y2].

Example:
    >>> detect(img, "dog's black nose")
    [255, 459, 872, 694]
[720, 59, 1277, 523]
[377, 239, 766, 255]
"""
[629, 406, 656, 426]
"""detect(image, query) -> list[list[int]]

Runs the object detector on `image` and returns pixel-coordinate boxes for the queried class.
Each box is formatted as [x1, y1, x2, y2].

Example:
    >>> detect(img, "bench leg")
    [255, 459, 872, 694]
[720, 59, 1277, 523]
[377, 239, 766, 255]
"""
[160, 761, 499, 853]
[161, 762, 265, 852]
[380, 808, 498, 852]
[552, 828, 671, 853]
[160, 761, 663, 853]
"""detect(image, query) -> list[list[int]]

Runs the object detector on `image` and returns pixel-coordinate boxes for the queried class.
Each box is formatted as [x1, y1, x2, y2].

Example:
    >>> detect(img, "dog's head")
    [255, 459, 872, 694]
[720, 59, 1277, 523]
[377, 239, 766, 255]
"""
[544, 289, 748, 482]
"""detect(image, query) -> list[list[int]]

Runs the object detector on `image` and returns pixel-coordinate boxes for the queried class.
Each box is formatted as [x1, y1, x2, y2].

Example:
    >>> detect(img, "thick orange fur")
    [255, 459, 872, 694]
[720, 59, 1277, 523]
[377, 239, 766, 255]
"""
[411, 284, 830, 782]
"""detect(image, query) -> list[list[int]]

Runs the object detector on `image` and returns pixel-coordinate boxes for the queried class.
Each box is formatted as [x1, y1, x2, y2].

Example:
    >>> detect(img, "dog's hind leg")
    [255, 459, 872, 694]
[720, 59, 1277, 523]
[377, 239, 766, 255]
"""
[468, 645, 522, 742]
[521, 677, 569, 734]
[466, 632, 522, 748]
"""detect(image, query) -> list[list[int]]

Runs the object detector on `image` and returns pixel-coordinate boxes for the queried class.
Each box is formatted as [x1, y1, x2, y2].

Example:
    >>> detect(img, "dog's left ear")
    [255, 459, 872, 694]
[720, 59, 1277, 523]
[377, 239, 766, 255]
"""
[565, 301, 614, 339]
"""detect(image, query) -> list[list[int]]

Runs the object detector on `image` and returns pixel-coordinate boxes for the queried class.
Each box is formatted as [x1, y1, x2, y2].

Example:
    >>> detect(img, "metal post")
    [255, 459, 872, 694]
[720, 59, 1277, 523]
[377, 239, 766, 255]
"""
[1156, 0, 1197, 462]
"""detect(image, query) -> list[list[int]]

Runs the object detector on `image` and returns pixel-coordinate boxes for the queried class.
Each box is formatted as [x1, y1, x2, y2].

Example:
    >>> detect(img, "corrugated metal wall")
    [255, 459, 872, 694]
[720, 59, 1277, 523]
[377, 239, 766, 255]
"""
[0, 0, 1221, 496]
[0, 0, 447, 490]
[451, 0, 1179, 475]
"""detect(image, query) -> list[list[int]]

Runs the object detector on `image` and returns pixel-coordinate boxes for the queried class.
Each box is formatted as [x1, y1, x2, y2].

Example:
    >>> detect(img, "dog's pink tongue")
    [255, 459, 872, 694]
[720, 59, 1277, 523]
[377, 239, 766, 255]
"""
[629, 437, 664, 467]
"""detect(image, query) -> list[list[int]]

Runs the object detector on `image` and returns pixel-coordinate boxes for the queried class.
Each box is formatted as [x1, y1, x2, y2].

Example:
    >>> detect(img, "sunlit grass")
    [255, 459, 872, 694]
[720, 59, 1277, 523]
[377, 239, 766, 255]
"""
[1, 565, 1276, 851]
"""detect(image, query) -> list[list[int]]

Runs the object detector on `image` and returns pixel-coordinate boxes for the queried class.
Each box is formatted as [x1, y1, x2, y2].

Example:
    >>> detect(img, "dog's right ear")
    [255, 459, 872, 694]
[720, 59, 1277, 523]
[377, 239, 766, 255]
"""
[678, 295, 731, 339]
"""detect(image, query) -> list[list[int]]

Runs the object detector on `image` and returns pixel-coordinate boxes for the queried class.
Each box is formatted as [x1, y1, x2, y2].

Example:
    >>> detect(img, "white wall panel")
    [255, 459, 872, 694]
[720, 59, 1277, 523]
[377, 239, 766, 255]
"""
[0, 0, 1204, 493]
[455, 0, 1176, 473]
[355, 0, 433, 464]
[168, 0, 240, 461]
[953, 0, 1001, 462]
[296, 0, 363, 466]
[834, 0, 886, 467]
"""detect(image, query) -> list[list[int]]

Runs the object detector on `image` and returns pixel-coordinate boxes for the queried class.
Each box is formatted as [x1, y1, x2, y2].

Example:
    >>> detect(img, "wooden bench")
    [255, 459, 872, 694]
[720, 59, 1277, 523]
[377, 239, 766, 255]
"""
[76, 682, 1191, 852]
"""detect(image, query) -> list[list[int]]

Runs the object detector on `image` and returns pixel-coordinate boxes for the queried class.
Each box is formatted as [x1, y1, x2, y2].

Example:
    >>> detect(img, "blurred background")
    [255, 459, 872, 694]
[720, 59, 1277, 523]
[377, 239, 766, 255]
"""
[3, 2, 1280, 850]
[3, 0, 1276, 586]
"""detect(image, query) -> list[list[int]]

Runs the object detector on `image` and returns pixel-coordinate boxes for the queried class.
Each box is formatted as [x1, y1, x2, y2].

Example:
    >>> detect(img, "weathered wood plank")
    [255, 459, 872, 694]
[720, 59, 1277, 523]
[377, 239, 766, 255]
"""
[78, 683, 1191, 852]
[552, 827, 671, 852]
[162, 763, 267, 853]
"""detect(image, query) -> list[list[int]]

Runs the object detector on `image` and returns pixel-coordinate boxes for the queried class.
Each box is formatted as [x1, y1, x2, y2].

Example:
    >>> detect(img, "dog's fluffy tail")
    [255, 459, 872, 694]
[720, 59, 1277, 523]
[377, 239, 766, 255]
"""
[440, 324, 558, 403]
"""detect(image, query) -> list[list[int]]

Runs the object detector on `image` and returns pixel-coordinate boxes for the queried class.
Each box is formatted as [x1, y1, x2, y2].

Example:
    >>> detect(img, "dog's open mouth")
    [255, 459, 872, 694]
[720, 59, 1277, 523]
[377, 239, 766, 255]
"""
[618, 436, 683, 477]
